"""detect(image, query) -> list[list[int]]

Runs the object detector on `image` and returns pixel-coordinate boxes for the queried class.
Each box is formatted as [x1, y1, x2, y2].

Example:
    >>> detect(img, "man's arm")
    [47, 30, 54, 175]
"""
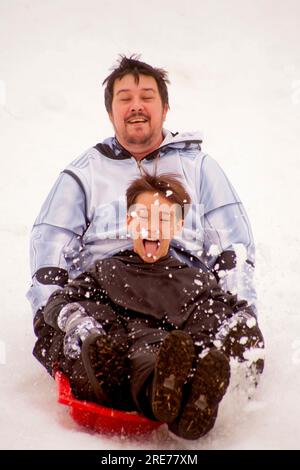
[42, 270, 104, 329]
[200, 155, 257, 310]
[42, 269, 108, 359]
[26, 171, 88, 315]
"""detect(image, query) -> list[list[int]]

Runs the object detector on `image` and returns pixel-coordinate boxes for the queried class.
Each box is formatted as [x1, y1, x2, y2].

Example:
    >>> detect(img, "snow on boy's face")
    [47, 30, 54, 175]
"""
[127, 191, 183, 263]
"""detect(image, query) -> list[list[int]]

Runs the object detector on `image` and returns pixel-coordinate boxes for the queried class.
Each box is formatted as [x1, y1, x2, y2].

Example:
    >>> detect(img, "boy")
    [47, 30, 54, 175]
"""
[37, 173, 264, 440]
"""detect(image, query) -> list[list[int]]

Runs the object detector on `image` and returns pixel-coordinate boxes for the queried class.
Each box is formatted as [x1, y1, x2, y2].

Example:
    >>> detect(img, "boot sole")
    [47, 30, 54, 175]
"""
[151, 331, 195, 424]
[176, 349, 230, 440]
[81, 333, 127, 405]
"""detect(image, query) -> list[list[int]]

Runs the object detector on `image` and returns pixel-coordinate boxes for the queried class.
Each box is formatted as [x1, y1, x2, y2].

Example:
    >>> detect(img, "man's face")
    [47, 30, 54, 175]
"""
[108, 74, 169, 154]
[127, 191, 183, 263]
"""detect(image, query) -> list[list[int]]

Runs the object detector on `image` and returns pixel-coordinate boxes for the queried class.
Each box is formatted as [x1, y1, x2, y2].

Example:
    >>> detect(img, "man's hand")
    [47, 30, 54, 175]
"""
[58, 302, 105, 359]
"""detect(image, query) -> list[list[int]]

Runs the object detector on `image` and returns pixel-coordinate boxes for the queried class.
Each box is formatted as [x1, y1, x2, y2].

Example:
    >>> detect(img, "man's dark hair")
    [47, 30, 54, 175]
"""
[102, 54, 170, 113]
[126, 172, 191, 219]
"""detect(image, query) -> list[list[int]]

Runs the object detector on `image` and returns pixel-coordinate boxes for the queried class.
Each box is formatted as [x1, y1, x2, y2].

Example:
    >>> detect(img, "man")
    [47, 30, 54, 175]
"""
[27, 55, 258, 378]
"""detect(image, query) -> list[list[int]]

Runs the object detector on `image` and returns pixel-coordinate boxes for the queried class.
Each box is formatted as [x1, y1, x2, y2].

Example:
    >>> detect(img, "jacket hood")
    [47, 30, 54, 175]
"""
[93, 129, 203, 161]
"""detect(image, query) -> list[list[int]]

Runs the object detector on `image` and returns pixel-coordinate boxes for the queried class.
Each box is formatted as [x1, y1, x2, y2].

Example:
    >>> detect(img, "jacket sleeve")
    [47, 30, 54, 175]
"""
[199, 155, 257, 311]
[42, 270, 104, 330]
[26, 171, 89, 315]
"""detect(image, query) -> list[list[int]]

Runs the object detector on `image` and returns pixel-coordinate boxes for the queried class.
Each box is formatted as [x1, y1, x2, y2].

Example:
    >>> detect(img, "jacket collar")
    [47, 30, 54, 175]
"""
[111, 249, 185, 269]
[93, 129, 203, 161]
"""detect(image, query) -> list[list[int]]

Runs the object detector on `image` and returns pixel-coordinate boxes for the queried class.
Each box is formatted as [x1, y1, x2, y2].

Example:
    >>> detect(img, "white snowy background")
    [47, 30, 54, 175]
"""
[1, 0, 300, 450]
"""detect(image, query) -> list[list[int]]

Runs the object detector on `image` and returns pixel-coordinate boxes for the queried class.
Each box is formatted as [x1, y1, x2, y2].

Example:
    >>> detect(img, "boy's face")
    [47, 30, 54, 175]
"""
[127, 191, 183, 263]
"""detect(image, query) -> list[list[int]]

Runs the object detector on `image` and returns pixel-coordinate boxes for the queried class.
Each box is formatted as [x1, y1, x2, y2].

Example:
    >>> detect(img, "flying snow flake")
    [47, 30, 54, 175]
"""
[168, 273, 173, 278]
[233, 243, 247, 266]
[165, 190, 173, 197]
[85, 292, 90, 298]
[207, 244, 221, 257]
[246, 317, 257, 328]
[243, 347, 265, 362]
[239, 336, 248, 345]
[130, 210, 138, 218]
[194, 279, 203, 286]
[215, 269, 226, 278]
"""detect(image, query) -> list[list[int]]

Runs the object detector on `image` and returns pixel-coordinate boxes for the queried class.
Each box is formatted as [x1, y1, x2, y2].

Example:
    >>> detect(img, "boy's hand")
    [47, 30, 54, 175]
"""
[58, 303, 105, 359]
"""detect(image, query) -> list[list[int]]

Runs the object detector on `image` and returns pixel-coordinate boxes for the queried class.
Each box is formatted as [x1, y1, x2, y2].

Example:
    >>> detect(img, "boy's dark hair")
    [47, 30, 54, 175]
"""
[102, 54, 170, 113]
[126, 172, 191, 219]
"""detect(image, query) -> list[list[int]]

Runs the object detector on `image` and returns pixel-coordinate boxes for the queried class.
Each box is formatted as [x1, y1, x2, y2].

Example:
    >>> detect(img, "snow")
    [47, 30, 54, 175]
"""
[1, 0, 300, 450]
[246, 317, 257, 329]
[0, 80, 6, 106]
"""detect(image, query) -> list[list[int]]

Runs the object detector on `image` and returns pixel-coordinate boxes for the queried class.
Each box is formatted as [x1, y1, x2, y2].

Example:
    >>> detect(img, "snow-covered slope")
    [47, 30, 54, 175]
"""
[1, 0, 300, 449]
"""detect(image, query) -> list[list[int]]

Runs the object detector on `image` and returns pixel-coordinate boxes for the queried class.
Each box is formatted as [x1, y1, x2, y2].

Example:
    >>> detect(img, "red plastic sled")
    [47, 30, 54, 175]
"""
[55, 371, 162, 436]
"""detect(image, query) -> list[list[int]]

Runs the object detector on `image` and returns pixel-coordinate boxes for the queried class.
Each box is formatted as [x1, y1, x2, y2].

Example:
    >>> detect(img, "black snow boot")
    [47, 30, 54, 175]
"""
[81, 333, 133, 410]
[151, 331, 195, 424]
[169, 349, 230, 440]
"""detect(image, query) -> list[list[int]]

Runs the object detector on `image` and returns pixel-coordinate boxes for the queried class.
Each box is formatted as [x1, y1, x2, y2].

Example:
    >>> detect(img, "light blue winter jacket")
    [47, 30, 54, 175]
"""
[27, 129, 257, 314]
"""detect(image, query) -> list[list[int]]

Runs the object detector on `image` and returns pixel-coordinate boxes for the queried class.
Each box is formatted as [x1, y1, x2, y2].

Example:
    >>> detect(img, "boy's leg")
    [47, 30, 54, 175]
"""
[171, 303, 264, 439]
[32, 303, 130, 406]
[126, 320, 168, 417]
[127, 320, 195, 422]
[169, 349, 230, 440]
[181, 302, 231, 439]
[33, 308, 98, 401]
[81, 332, 134, 410]
[151, 331, 195, 423]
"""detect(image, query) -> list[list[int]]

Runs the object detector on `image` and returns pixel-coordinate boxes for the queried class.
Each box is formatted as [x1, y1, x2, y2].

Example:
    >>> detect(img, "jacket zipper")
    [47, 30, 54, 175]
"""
[132, 153, 160, 175]
[130, 156, 143, 174]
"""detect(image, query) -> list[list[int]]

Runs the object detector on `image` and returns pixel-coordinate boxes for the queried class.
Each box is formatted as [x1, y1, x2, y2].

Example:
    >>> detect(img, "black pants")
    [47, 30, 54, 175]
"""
[33, 300, 264, 414]
[126, 298, 235, 413]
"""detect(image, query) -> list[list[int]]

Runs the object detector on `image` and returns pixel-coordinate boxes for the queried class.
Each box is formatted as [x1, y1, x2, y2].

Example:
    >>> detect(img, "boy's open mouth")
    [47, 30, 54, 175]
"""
[142, 238, 161, 258]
